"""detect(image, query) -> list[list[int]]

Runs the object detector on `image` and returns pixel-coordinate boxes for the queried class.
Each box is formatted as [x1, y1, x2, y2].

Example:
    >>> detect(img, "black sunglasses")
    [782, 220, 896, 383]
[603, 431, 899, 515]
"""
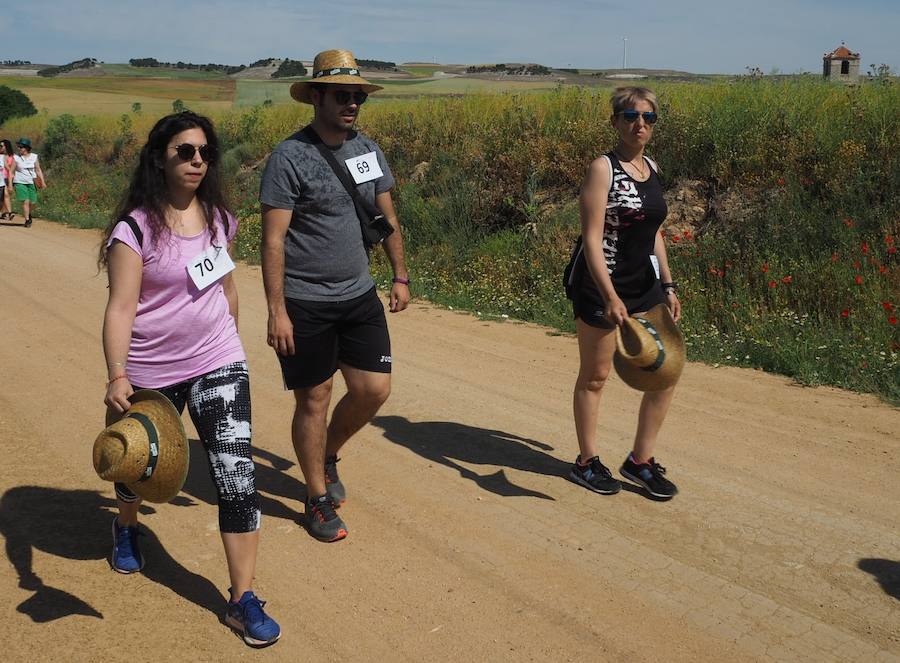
[331, 89, 368, 105]
[172, 143, 216, 163]
[618, 110, 658, 125]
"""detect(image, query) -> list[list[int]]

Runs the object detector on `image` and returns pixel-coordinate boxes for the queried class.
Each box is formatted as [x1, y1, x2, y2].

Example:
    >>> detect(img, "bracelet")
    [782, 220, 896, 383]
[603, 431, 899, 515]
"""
[107, 374, 129, 385]
[392, 277, 411, 285]
[108, 361, 126, 368]
[661, 281, 678, 291]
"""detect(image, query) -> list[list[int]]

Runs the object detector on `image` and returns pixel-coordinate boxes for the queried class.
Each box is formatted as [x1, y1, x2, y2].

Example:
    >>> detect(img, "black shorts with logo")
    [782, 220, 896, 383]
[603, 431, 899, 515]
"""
[279, 287, 391, 389]
[573, 279, 667, 329]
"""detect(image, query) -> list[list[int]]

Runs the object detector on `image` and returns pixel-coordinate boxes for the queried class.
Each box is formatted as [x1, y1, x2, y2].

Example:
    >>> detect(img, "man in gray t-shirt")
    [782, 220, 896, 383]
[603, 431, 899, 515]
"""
[260, 49, 410, 543]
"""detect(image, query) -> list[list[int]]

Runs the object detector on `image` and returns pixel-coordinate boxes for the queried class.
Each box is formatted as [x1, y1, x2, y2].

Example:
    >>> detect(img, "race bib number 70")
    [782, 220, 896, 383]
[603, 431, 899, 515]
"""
[187, 244, 235, 291]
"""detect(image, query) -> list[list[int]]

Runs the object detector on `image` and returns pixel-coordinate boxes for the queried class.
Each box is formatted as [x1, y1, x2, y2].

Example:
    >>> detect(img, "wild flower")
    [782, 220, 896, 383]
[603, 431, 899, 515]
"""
[855, 275, 864, 285]
[882, 302, 894, 312]
[843, 218, 855, 228]
[769, 280, 777, 288]
[841, 309, 850, 318]
[889, 316, 897, 325]
[782, 275, 793, 284]
[861, 242, 870, 254]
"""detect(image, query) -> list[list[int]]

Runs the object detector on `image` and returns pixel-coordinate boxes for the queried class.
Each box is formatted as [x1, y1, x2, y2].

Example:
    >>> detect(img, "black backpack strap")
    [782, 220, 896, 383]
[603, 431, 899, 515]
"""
[301, 126, 384, 222]
[120, 215, 143, 249]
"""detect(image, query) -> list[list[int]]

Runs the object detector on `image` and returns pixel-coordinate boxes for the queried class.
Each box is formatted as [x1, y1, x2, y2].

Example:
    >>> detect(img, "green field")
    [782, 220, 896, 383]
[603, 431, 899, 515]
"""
[96, 63, 231, 79]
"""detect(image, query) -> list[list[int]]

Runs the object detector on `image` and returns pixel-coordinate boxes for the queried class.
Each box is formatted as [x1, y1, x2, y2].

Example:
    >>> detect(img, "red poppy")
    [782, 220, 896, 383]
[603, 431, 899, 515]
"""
[769, 280, 777, 288]
[843, 218, 854, 227]
[708, 267, 718, 275]
[781, 275, 793, 284]
[889, 247, 897, 255]
[683, 230, 693, 240]
[841, 309, 850, 318]
[855, 275, 863, 285]
[881, 265, 888, 273]
[889, 316, 898, 326]
[777, 177, 785, 186]
[717, 270, 725, 278]
[887, 236, 895, 246]
[671, 235, 681, 243]
[761, 262, 769, 273]
[853, 261, 861, 270]
[831, 252, 839, 262]
[861, 242, 869, 254]
[883, 302, 895, 312]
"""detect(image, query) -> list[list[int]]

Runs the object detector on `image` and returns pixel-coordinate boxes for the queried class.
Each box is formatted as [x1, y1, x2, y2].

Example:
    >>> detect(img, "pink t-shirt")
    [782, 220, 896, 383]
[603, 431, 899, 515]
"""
[108, 208, 245, 388]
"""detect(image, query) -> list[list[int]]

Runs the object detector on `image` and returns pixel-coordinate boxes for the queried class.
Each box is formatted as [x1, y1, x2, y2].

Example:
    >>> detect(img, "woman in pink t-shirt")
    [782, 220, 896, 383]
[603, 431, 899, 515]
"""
[97, 112, 280, 647]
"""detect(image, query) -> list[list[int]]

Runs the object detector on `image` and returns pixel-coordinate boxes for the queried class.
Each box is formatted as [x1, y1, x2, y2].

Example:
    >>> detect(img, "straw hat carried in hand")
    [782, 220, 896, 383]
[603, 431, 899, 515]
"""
[613, 303, 685, 392]
[92, 390, 189, 503]
[290, 49, 384, 104]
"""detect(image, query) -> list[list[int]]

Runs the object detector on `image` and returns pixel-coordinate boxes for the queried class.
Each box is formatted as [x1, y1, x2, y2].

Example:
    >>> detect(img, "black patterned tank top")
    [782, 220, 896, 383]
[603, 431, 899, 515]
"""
[581, 151, 668, 300]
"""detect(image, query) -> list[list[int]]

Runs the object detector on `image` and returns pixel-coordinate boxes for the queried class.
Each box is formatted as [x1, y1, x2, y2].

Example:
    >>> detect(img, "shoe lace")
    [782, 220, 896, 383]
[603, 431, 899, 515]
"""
[324, 456, 340, 484]
[116, 525, 140, 555]
[649, 460, 668, 477]
[241, 594, 268, 625]
[310, 497, 337, 523]
[589, 457, 613, 477]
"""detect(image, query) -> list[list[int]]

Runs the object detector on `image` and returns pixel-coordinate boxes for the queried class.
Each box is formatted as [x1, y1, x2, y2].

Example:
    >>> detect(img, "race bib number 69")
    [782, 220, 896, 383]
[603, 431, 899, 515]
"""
[345, 151, 384, 184]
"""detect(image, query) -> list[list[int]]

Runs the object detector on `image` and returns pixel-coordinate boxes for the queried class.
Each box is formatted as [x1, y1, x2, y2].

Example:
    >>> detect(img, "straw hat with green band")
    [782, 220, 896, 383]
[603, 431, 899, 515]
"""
[290, 49, 383, 104]
[92, 390, 189, 503]
[613, 303, 686, 392]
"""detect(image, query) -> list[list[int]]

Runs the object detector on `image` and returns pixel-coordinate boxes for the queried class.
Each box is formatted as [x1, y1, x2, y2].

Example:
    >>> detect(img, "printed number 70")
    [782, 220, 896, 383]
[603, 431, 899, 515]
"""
[195, 257, 215, 276]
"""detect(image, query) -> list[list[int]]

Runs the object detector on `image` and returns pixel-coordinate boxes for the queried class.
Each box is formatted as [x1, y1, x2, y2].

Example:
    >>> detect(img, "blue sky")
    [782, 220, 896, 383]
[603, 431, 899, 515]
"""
[2, 1, 897, 74]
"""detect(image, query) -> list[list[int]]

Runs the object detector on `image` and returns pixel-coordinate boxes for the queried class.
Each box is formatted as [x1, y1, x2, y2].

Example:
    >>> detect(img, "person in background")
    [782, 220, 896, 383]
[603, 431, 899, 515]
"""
[13, 137, 44, 227]
[0, 140, 15, 220]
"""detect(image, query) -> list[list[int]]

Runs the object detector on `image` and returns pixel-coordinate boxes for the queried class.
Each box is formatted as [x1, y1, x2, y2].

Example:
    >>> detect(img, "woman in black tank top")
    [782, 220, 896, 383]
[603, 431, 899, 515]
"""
[566, 87, 682, 500]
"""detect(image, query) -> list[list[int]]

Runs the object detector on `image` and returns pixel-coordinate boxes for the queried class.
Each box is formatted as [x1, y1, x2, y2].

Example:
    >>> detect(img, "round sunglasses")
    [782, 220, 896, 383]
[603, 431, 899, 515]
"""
[171, 143, 216, 163]
[331, 89, 368, 106]
[617, 110, 659, 125]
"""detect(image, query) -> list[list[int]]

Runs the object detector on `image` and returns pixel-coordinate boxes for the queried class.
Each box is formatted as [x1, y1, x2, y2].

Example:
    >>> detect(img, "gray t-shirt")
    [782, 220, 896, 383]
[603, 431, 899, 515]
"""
[259, 128, 395, 302]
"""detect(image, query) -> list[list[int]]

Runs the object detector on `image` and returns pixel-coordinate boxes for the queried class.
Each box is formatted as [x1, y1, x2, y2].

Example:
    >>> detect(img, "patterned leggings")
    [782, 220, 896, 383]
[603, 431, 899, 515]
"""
[116, 361, 261, 533]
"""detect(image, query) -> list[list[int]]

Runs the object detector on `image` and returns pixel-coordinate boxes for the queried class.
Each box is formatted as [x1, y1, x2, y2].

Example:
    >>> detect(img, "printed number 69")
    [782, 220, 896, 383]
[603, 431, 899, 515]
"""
[356, 161, 370, 174]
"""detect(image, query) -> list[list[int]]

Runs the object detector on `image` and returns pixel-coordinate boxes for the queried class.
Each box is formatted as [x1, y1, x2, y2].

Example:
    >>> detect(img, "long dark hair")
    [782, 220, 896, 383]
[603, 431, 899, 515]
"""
[98, 111, 230, 268]
[0, 139, 12, 158]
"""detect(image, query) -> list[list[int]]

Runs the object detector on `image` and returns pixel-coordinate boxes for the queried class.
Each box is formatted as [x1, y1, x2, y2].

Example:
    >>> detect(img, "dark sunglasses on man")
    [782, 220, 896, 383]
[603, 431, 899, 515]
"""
[331, 89, 368, 106]
[172, 143, 217, 163]
[617, 110, 659, 125]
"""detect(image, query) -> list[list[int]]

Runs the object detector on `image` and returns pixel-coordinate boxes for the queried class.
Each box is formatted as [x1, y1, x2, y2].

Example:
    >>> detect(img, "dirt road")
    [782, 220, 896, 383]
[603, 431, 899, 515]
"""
[1, 220, 898, 662]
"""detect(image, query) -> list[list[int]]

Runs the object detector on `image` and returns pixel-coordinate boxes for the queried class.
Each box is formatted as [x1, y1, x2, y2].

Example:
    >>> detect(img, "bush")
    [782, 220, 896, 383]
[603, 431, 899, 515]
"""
[0, 85, 37, 124]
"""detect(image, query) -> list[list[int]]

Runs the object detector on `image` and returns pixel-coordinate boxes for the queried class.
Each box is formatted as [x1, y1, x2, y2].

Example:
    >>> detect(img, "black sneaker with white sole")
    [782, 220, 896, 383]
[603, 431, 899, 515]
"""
[619, 456, 678, 499]
[568, 455, 621, 495]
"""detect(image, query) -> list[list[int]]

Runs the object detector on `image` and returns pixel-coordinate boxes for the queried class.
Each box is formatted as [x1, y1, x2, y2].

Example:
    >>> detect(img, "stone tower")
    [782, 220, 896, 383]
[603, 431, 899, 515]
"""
[823, 43, 860, 83]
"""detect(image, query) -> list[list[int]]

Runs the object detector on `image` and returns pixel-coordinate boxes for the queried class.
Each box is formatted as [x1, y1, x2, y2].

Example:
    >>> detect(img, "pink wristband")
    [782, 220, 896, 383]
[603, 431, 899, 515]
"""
[392, 277, 410, 285]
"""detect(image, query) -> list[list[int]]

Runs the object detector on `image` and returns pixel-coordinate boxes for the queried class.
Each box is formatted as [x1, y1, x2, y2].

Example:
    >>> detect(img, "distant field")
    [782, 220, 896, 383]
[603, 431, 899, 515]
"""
[95, 64, 231, 79]
[235, 80, 293, 106]
[0, 75, 236, 115]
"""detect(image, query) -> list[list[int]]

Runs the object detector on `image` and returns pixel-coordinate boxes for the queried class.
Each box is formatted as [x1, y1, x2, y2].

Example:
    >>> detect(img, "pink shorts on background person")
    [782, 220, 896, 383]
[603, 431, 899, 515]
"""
[107, 208, 244, 388]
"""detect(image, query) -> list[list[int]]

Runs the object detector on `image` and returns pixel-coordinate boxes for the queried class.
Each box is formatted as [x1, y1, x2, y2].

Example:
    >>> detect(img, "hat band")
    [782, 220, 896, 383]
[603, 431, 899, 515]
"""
[636, 318, 666, 372]
[126, 412, 160, 482]
[313, 67, 360, 79]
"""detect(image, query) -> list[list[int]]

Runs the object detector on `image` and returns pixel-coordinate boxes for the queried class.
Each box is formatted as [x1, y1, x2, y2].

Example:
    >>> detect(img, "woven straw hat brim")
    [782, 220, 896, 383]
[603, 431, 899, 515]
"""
[94, 390, 189, 503]
[613, 303, 685, 392]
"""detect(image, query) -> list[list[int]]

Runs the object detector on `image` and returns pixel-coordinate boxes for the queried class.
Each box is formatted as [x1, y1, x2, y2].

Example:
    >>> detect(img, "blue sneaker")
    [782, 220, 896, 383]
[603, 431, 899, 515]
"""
[225, 590, 281, 647]
[111, 517, 144, 574]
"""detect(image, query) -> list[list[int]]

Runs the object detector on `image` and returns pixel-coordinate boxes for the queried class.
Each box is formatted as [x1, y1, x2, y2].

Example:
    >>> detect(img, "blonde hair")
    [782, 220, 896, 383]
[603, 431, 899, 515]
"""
[610, 87, 658, 116]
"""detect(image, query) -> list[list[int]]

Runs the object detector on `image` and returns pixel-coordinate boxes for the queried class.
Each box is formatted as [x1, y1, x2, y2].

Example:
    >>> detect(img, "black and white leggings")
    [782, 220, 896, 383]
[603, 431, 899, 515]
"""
[116, 361, 261, 534]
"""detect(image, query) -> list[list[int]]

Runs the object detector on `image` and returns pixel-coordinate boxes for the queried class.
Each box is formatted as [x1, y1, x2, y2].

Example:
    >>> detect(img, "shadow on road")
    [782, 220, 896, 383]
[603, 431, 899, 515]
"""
[371, 415, 569, 500]
[171, 440, 306, 523]
[0, 486, 225, 623]
[858, 558, 900, 600]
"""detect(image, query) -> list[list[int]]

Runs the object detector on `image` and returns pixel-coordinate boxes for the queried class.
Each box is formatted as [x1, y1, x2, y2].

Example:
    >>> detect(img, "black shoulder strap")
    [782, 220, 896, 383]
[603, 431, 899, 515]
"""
[301, 126, 382, 221]
[121, 215, 143, 248]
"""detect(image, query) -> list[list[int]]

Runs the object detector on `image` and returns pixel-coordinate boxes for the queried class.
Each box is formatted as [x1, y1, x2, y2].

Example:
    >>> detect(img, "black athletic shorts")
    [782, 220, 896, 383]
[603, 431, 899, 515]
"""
[573, 280, 667, 329]
[278, 287, 391, 389]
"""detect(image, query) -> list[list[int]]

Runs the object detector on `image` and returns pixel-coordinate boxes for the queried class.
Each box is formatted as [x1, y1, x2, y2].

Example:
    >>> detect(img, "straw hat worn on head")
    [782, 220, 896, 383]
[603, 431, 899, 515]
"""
[290, 49, 383, 104]
[613, 303, 686, 392]
[93, 390, 189, 503]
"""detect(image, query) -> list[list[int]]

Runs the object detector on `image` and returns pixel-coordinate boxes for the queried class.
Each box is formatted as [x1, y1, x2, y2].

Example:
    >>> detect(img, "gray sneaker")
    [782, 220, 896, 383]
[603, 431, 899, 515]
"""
[305, 494, 348, 542]
[324, 455, 346, 507]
